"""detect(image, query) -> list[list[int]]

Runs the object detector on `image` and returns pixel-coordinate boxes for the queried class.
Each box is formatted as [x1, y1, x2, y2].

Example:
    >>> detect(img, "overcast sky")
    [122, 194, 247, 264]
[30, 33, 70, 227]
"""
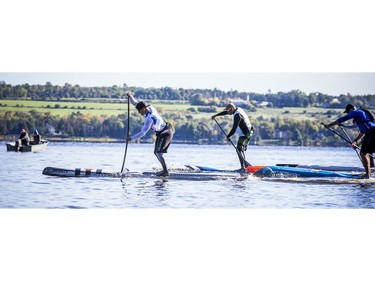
[1, 72, 374, 96]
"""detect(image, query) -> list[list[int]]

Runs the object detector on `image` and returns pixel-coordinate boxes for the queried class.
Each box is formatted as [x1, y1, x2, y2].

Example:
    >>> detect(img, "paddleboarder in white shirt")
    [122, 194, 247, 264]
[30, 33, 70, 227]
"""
[126, 92, 173, 177]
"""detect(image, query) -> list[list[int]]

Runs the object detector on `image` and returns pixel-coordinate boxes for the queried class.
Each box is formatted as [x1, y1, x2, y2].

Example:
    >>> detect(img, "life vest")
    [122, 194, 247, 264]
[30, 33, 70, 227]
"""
[234, 108, 252, 137]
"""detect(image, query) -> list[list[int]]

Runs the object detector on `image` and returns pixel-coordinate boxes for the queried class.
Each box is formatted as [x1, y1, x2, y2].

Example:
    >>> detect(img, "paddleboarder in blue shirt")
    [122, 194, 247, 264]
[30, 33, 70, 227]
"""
[324, 103, 375, 179]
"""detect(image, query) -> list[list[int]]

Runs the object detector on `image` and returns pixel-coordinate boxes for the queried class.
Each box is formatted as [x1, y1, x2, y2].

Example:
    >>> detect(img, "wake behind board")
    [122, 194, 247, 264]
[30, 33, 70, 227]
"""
[42, 167, 247, 181]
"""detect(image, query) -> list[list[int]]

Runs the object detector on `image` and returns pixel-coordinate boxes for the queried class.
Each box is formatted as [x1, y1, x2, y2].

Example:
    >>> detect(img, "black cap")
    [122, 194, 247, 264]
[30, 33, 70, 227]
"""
[135, 101, 147, 111]
[343, 104, 355, 113]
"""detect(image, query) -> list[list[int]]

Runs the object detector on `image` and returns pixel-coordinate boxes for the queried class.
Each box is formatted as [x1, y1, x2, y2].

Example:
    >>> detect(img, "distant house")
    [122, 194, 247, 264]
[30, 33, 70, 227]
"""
[85, 125, 94, 137]
[257, 101, 269, 107]
[230, 99, 250, 106]
[323, 98, 341, 108]
[44, 123, 67, 136]
[274, 129, 291, 140]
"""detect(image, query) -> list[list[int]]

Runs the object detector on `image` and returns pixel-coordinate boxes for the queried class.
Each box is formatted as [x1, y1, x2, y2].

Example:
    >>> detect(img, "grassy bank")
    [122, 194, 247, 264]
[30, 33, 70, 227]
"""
[0, 99, 341, 121]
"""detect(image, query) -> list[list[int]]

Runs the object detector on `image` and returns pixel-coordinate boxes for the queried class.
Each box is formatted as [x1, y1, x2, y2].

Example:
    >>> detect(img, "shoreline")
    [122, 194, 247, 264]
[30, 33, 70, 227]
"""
[0, 136, 346, 147]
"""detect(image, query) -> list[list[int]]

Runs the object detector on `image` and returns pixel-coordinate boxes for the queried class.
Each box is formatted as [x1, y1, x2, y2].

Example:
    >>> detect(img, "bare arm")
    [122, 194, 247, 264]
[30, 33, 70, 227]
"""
[126, 92, 139, 106]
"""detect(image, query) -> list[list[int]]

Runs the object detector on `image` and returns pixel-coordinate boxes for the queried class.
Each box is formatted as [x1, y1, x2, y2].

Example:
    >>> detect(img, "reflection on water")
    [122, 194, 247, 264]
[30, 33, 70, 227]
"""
[1, 141, 375, 208]
[121, 178, 170, 206]
[346, 185, 375, 208]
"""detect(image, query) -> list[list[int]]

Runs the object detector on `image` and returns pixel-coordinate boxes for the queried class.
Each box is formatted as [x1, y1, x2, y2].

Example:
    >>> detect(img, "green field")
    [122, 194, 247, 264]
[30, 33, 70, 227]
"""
[0, 99, 129, 116]
[0, 99, 197, 116]
[0, 99, 341, 122]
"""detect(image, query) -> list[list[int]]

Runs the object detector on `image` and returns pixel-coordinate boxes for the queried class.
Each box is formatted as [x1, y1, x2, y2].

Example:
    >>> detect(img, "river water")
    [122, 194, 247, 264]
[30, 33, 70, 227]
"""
[2, 141, 375, 281]
[1, 141, 375, 208]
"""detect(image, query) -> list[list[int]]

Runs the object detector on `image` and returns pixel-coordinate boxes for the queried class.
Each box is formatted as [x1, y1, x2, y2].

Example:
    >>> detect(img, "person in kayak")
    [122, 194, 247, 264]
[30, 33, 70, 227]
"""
[126, 92, 173, 177]
[211, 103, 254, 173]
[324, 103, 375, 179]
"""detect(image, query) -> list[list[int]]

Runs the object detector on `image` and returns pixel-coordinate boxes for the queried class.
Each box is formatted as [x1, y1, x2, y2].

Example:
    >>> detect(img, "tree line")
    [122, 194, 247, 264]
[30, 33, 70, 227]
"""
[0, 109, 359, 147]
[0, 81, 372, 146]
[1, 81, 375, 109]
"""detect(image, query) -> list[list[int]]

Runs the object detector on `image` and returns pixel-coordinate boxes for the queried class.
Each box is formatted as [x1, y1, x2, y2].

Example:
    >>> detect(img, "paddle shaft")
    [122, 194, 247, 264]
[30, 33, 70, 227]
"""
[338, 125, 364, 164]
[322, 122, 355, 145]
[214, 119, 251, 167]
[121, 96, 130, 173]
[322, 122, 374, 159]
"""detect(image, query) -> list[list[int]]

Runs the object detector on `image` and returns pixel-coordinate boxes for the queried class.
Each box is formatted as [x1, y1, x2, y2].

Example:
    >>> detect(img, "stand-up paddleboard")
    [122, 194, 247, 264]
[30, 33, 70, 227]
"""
[194, 165, 241, 173]
[276, 163, 375, 173]
[195, 165, 363, 179]
[42, 167, 248, 181]
[43, 167, 120, 177]
[43, 164, 365, 180]
[246, 165, 362, 179]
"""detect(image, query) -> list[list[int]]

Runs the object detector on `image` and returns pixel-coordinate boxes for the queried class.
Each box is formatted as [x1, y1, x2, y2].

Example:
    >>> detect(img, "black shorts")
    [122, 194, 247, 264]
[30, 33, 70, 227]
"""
[236, 131, 253, 152]
[361, 128, 375, 154]
[154, 128, 173, 154]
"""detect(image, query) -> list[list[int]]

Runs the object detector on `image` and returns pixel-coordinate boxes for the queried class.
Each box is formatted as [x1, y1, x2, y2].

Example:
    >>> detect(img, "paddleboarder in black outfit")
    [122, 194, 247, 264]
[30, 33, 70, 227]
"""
[211, 103, 254, 172]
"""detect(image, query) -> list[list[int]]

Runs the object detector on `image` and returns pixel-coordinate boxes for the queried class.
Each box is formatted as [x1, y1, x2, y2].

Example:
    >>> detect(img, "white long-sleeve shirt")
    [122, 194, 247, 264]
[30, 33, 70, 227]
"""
[129, 97, 166, 140]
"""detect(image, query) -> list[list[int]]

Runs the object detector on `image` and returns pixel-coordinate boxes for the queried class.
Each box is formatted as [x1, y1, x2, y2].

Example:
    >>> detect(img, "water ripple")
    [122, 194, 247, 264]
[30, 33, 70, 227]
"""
[1, 143, 375, 208]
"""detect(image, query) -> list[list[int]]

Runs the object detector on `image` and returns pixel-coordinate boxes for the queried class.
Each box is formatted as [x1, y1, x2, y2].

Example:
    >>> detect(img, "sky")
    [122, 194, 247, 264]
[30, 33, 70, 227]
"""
[1, 72, 374, 96]
[1, 2, 374, 98]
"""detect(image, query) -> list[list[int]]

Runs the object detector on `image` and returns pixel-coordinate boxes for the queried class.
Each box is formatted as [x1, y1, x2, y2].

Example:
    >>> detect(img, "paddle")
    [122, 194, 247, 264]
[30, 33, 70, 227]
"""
[121, 95, 130, 173]
[338, 124, 375, 167]
[213, 118, 251, 167]
[322, 122, 375, 164]
[337, 124, 364, 165]
[322, 122, 359, 147]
